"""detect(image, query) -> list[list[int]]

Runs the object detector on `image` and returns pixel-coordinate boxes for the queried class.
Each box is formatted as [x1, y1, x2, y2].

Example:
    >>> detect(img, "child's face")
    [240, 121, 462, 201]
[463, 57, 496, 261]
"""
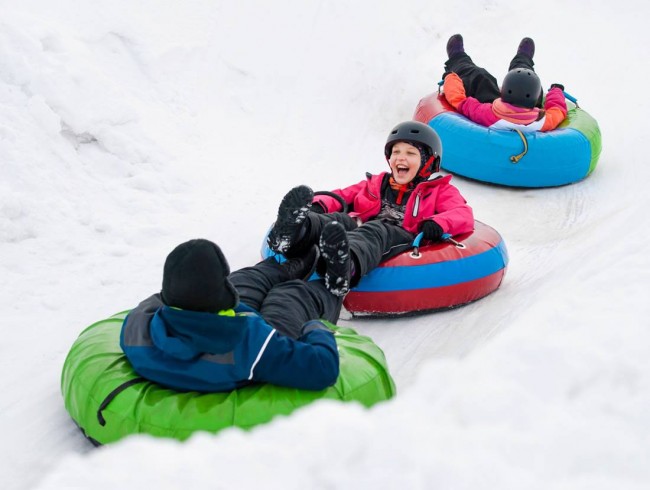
[389, 142, 420, 185]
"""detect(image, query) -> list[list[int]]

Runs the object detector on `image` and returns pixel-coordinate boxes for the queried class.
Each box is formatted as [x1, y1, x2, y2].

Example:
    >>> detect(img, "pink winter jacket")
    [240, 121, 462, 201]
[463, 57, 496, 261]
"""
[312, 172, 474, 236]
[443, 72, 568, 132]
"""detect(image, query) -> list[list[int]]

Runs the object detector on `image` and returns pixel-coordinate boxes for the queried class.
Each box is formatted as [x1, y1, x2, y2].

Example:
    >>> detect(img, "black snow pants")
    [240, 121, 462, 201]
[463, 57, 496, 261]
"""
[229, 258, 342, 339]
[289, 212, 415, 286]
[443, 52, 538, 105]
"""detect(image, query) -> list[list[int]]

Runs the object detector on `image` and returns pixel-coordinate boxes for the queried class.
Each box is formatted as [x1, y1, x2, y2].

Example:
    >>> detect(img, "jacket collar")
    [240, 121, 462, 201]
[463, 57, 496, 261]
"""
[150, 306, 248, 359]
[421, 172, 450, 185]
[373, 170, 451, 188]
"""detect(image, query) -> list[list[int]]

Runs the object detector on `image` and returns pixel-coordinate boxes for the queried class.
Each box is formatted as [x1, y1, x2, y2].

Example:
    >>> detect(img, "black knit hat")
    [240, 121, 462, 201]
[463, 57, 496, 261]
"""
[161, 239, 239, 312]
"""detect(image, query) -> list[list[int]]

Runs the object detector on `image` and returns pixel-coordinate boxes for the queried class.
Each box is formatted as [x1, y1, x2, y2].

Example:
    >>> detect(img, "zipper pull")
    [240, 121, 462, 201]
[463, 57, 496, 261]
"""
[412, 193, 420, 217]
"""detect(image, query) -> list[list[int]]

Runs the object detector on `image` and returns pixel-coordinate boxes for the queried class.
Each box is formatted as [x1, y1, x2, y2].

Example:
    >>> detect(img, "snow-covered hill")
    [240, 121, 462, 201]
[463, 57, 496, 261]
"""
[1, 1, 648, 488]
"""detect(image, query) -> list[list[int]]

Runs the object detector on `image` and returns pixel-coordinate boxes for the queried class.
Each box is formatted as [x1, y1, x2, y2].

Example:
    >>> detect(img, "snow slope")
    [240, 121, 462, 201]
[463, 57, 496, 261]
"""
[0, 0, 648, 488]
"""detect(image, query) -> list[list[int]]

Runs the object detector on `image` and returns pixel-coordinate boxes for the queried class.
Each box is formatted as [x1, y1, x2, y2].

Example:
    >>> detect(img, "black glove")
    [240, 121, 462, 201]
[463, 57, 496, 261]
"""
[421, 220, 443, 241]
[550, 83, 565, 91]
[311, 202, 326, 214]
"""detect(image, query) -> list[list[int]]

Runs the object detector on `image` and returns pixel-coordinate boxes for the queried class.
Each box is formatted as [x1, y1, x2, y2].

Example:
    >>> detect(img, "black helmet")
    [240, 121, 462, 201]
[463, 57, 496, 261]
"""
[501, 68, 541, 109]
[384, 121, 442, 174]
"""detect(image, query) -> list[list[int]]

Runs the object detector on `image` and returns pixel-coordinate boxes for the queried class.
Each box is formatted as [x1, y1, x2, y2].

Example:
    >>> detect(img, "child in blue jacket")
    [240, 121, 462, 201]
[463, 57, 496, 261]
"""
[121, 238, 341, 393]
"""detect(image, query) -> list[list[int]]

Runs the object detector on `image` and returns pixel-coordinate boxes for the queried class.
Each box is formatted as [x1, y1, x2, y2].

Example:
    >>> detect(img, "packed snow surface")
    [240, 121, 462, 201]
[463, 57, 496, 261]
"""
[0, 1, 648, 489]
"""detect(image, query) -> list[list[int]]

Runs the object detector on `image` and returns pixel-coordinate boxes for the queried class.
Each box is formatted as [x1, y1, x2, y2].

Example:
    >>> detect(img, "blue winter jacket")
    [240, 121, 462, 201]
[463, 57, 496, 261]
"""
[120, 294, 339, 392]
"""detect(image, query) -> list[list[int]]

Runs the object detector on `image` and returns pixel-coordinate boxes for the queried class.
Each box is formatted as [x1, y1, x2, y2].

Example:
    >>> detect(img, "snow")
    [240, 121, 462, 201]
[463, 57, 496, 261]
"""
[1, 0, 648, 488]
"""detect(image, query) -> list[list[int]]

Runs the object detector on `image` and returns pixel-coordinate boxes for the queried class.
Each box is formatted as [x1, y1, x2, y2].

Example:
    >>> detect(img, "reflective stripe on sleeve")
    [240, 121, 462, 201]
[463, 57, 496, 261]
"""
[248, 329, 276, 380]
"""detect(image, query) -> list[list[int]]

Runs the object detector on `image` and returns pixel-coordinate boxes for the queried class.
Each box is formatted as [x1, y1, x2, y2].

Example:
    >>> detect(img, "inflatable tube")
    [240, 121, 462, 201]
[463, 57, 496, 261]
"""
[414, 93, 602, 188]
[61, 313, 396, 445]
[343, 221, 508, 316]
[261, 221, 508, 317]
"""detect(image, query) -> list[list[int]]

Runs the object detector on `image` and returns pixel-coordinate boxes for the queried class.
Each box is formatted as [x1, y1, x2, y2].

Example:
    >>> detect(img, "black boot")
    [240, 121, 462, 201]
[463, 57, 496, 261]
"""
[267, 185, 314, 254]
[281, 245, 320, 281]
[319, 221, 351, 297]
[446, 34, 464, 58]
[516, 37, 535, 60]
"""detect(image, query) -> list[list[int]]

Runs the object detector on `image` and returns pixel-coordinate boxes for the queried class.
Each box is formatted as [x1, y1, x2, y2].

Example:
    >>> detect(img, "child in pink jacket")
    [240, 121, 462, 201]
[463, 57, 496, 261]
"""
[442, 34, 567, 132]
[267, 121, 474, 296]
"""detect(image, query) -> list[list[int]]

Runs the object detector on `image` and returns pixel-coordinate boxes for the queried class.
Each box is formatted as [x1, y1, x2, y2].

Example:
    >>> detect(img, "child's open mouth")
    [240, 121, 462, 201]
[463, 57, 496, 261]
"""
[396, 165, 410, 175]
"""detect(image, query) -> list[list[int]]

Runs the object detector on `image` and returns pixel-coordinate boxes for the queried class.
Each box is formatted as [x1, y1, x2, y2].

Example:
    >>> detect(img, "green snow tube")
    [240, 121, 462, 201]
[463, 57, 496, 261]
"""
[61, 311, 396, 445]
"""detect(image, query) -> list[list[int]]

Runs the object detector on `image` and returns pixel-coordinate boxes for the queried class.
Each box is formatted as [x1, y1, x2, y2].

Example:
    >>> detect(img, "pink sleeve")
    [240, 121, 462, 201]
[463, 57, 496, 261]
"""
[443, 72, 498, 127]
[541, 87, 568, 131]
[457, 98, 500, 127]
[428, 185, 474, 236]
[312, 194, 342, 213]
[312, 179, 368, 213]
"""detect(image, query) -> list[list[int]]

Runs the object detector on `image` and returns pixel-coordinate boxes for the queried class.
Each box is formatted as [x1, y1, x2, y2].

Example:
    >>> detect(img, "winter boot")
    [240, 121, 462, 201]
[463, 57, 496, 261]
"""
[319, 221, 351, 297]
[267, 185, 314, 254]
[281, 245, 320, 281]
[446, 34, 464, 58]
[516, 37, 535, 60]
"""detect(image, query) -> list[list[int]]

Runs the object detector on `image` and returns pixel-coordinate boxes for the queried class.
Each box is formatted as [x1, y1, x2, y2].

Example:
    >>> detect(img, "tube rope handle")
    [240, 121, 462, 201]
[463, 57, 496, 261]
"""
[410, 232, 466, 258]
[510, 129, 529, 163]
[562, 90, 578, 107]
[442, 233, 466, 249]
[410, 232, 425, 258]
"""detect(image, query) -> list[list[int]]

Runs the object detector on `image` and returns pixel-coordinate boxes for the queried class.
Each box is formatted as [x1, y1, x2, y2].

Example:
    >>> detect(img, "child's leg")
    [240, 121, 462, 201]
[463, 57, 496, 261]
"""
[228, 258, 290, 311]
[230, 246, 319, 310]
[507, 38, 543, 107]
[259, 280, 343, 339]
[508, 37, 535, 71]
[286, 212, 358, 258]
[444, 53, 500, 103]
[508, 53, 535, 72]
[347, 221, 414, 284]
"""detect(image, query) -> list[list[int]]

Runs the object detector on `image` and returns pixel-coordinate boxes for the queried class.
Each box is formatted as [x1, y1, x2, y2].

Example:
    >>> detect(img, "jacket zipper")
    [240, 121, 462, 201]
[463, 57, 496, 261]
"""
[367, 173, 379, 199]
[412, 193, 420, 217]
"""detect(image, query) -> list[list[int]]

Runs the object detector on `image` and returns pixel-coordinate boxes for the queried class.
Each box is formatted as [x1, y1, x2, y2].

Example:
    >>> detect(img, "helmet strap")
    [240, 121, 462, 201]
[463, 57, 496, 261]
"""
[417, 155, 437, 180]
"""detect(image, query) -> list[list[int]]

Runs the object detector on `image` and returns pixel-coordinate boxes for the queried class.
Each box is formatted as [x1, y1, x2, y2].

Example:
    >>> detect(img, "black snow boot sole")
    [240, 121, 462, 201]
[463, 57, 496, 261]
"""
[267, 185, 314, 254]
[319, 221, 351, 297]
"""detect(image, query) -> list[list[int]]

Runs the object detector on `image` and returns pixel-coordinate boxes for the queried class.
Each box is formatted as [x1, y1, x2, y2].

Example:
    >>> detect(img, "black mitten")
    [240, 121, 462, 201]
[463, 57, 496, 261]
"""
[421, 220, 444, 241]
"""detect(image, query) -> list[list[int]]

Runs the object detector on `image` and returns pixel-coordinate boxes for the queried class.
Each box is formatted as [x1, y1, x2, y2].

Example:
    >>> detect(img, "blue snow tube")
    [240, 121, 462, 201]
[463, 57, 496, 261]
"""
[413, 92, 602, 188]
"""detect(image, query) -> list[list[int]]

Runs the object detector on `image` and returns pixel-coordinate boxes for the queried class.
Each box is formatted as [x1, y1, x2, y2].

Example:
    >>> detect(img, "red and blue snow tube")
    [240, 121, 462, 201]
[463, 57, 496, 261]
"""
[342, 221, 508, 316]
[261, 221, 508, 317]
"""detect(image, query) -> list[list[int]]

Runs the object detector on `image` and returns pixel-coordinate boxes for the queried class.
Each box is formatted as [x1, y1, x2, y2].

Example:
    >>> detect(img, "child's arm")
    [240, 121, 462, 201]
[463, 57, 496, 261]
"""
[540, 85, 568, 131]
[442, 72, 468, 109]
[443, 73, 499, 127]
[424, 185, 474, 237]
[252, 321, 339, 391]
[312, 178, 368, 213]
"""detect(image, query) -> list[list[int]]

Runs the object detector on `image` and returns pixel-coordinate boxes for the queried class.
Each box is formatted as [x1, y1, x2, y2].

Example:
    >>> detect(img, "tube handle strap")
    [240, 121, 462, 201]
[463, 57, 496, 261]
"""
[510, 129, 529, 163]
[97, 377, 147, 426]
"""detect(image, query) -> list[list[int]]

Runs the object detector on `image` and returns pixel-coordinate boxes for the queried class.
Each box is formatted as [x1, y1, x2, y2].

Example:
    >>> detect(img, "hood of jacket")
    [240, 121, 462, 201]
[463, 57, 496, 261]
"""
[150, 306, 249, 360]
